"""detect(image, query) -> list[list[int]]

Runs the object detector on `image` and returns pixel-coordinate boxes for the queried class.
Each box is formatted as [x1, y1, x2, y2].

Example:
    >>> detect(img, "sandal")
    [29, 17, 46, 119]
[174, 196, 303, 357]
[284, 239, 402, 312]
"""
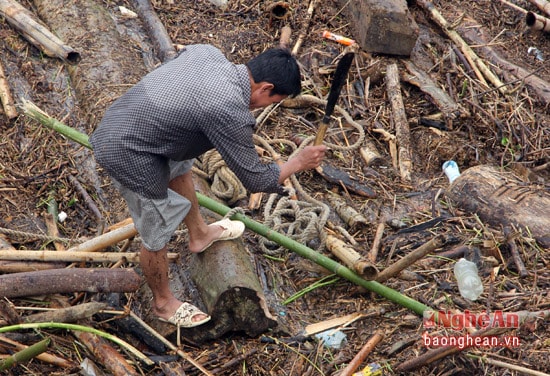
[196, 218, 245, 253]
[157, 302, 211, 328]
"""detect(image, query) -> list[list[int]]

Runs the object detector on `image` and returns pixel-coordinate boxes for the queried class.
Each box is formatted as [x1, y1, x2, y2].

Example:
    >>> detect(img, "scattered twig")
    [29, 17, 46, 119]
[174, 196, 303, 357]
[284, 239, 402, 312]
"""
[0, 58, 17, 120]
[386, 63, 412, 183]
[376, 234, 447, 283]
[339, 330, 385, 376]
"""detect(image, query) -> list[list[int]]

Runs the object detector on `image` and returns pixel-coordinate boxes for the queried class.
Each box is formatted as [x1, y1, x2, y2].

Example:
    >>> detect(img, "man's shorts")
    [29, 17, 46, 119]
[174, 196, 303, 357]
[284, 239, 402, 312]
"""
[112, 159, 195, 251]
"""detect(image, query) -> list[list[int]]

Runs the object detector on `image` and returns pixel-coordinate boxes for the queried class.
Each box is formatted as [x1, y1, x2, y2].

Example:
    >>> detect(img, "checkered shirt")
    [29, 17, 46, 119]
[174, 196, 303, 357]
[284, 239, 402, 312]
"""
[90, 44, 283, 199]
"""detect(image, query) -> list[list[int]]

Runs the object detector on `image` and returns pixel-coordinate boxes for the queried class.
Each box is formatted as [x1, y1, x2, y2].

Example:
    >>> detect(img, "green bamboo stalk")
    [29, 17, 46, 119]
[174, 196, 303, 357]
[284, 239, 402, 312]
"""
[26, 107, 432, 318]
[197, 192, 431, 316]
[0, 337, 51, 371]
[0, 323, 153, 366]
[20, 99, 92, 149]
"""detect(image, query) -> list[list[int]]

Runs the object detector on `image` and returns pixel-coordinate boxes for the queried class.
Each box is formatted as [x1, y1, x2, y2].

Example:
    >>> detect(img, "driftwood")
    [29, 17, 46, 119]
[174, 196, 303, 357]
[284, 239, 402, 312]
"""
[385, 63, 412, 183]
[73, 331, 139, 376]
[186, 175, 277, 343]
[130, 0, 177, 62]
[339, 330, 384, 376]
[326, 235, 379, 280]
[326, 193, 369, 231]
[402, 60, 466, 120]
[23, 302, 107, 324]
[0, 58, 17, 119]
[0, 268, 141, 298]
[446, 165, 550, 249]
[0, 0, 80, 63]
[316, 163, 377, 198]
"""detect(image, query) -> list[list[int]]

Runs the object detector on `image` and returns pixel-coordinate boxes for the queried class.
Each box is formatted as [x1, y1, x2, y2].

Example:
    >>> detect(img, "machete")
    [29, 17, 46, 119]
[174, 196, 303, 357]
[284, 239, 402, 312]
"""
[313, 52, 355, 145]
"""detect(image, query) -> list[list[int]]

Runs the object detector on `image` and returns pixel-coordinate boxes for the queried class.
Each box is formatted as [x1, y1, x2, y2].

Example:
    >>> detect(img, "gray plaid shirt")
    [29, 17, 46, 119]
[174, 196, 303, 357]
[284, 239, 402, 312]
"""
[90, 44, 283, 199]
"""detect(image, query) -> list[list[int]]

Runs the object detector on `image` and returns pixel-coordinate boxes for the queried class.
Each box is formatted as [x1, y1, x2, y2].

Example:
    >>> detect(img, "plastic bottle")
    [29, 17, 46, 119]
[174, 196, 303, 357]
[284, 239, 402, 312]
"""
[454, 258, 484, 301]
[442, 160, 461, 183]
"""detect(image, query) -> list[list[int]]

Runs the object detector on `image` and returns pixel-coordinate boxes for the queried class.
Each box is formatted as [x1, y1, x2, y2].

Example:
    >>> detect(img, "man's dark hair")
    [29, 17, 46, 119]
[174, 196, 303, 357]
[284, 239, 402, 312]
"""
[246, 48, 301, 97]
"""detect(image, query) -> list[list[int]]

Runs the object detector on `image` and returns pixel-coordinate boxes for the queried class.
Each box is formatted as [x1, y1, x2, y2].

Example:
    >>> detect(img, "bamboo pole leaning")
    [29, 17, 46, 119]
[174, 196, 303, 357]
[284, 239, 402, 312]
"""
[23, 103, 432, 317]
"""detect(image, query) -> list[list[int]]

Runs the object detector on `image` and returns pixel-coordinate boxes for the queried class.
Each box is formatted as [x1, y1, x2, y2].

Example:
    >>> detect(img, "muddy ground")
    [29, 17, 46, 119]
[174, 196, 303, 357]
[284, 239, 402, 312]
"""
[0, 0, 549, 375]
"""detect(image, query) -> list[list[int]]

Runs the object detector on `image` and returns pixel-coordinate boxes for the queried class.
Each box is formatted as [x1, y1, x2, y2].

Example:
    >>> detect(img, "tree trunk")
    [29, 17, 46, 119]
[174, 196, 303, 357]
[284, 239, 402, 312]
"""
[446, 165, 550, 248]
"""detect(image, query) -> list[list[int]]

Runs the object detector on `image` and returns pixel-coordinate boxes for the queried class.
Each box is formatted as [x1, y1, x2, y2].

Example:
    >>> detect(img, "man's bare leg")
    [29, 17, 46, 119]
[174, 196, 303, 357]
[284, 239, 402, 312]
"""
[168, 171, 226, 253]
[140, 245, 209, 323]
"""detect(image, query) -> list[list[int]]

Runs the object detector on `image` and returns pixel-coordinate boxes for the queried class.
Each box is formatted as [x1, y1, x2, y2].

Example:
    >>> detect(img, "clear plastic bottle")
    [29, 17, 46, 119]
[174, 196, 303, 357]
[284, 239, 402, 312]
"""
[453, 258, 484, 301]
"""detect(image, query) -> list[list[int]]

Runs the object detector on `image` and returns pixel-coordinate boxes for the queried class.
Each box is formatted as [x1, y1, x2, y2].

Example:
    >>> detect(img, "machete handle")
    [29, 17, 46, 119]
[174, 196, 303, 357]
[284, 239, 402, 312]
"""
[314, 122, 328, 145]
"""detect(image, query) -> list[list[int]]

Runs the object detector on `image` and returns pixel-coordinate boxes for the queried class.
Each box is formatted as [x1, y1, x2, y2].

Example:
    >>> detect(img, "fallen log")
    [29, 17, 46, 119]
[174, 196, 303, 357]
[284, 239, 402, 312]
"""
[0, 0, 80, 63]
[130, 0, 177, 62]
[0, 268, 141, 298]
[445, 164, 550, 249]
[140, 174, 277, 344]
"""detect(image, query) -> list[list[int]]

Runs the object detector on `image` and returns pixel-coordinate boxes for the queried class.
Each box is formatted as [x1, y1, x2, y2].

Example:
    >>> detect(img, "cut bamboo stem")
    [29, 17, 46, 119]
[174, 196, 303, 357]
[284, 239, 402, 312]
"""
[376, 234, 446, 283]
[386, 63, 412, 183]
[0, 337, 51, 371]
[326, 235, 379, 280]
[0, 335, 71, 369]
[526, 0, 550, 17]
[66, 223, 138, 253]
[0, 0, 80, 63]
[526, 11, 550, 32]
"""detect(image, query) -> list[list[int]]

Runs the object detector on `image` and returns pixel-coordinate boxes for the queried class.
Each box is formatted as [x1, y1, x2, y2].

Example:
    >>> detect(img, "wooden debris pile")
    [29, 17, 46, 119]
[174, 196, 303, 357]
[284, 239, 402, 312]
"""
[0, 0, 548, 375]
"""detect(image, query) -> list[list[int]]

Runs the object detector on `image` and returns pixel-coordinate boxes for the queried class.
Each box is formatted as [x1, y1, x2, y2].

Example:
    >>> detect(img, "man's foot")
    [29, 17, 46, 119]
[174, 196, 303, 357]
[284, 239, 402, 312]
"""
[156, 302, 211, 328]
[189, 219, 245, 253]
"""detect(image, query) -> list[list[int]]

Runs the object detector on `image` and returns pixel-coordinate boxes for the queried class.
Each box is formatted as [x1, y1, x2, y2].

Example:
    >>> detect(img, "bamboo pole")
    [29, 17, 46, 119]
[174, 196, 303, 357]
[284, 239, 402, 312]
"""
[526, 11, 550, 32]
[28, 103, 433, 317]
[20, 99, 91, 148]
[0, 250, 178, 263]
[0, 0, 80, 63]
[326, 235, 378, 280]
[526, 0, 550, 17]
[0, 337, 51, 371]
[0, 335, 71, 368]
